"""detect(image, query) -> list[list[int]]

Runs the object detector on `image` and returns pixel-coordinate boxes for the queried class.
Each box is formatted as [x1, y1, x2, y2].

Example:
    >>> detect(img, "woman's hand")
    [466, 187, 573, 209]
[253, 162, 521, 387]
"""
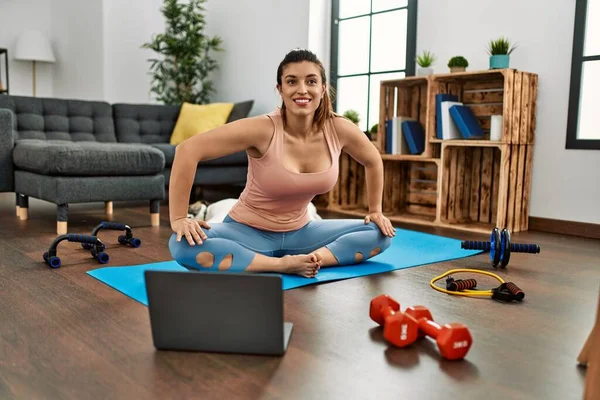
[364, 212, 396, 238]
[172, 217, 211, 246]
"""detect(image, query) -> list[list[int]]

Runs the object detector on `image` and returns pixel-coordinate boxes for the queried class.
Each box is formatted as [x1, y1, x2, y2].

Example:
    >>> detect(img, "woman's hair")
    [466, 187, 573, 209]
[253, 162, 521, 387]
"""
[276, 48, 335, 131]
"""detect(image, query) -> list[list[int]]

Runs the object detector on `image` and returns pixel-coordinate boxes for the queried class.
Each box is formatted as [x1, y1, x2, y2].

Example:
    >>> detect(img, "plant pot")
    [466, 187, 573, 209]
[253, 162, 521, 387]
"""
[450, 66, 466, 73]
[490, 55, 510, 69]
[417, 67, 433, 76]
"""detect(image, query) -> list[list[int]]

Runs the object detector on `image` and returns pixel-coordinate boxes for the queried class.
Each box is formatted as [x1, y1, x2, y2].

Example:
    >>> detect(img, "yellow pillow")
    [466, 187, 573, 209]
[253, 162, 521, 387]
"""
[169, 102, 235, 145]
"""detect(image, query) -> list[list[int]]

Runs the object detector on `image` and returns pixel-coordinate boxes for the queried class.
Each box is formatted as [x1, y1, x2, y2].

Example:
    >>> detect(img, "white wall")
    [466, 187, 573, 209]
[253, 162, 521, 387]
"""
[309, 0, 332, 75]
[103, 0, 164, 104]
[0, 0, 54, 97]
[416, 0, 600, 224]
[203, 0, 311, 116]
[52, 0, 104, 100]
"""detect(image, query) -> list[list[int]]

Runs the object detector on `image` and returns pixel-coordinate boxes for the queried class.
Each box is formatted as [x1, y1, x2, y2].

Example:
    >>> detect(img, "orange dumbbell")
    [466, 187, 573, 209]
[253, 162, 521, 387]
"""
[369, 294, 421, 348]
[406, 305, 473, 360]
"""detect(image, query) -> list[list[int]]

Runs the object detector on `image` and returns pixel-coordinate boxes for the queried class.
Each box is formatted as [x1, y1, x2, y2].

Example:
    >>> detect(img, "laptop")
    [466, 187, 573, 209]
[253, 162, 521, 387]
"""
[144, 270, 293, 356]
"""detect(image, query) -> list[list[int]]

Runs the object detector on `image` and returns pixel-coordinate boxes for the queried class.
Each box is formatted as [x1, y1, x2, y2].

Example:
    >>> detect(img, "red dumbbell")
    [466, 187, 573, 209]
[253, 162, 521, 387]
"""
[369, 294, 420, 348]
[406, 305, 473, 361]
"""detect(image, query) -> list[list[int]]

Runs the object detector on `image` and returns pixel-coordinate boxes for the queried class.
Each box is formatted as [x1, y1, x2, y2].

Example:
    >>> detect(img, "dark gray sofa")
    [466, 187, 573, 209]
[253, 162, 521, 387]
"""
[0, 95, 252, 234]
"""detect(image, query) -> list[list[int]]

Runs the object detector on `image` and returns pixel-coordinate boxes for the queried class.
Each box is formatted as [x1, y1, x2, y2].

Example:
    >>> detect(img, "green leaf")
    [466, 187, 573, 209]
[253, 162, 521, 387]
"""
[143, 0, 222, 104]
[416, 50, 436, 67]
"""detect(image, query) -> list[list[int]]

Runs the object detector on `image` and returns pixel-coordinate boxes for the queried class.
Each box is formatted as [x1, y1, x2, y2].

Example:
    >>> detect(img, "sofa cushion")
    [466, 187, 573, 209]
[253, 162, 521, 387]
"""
[113, 100, 255, 145]
[15, 170, 165, 205]
[227, 100, 254, 123]
[0, 95, 116, 142]
[13, 140, 165, 176]
[113, 103, 180, 144]
[150, 143, 247, 168]
[150, 143, 176, 166]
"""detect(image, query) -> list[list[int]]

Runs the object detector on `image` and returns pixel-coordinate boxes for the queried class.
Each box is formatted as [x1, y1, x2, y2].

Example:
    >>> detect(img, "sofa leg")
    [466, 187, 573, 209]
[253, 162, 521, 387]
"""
[57, 204, 68, 235]
[105, 201, 113, 216]
[16, 194, 20, 217]
[18, 195, 29, 221]
[150, 199, 160, 227]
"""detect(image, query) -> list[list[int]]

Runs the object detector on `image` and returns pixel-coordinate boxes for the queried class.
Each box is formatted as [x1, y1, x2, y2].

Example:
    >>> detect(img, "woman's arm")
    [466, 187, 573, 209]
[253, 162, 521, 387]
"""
[333, 117, 384, 212]
[333, 117, 395, 237]
[169, 116, 272, 227]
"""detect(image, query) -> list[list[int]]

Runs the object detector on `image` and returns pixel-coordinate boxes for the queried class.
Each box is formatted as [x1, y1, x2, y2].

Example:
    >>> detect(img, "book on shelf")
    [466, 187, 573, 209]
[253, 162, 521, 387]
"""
[436, 93, 458, 139]
[385, 116, 412, 154]
[401, 120, 425, 154]
[440, 100, 463, 140]
[449, 105, 485, 139]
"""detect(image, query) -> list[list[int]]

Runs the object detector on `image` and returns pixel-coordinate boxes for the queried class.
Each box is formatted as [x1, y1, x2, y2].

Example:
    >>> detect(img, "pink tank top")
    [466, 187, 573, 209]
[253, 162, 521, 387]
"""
[228, 110, 342, 232]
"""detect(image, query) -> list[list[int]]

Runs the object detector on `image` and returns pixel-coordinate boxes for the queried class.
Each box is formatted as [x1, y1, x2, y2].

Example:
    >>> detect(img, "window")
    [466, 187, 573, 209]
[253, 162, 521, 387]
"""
[566, 0, 600, 149]
[330, 0, 418, 133]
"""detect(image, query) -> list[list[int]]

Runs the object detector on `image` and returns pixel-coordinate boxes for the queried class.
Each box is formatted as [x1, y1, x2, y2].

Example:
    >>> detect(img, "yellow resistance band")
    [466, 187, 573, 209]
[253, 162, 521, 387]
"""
[430, 268, 505, 298]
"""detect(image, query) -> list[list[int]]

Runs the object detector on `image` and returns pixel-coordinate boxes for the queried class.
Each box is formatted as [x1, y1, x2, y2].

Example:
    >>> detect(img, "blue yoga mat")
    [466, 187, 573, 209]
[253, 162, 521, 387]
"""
[87, 228, 482, 306]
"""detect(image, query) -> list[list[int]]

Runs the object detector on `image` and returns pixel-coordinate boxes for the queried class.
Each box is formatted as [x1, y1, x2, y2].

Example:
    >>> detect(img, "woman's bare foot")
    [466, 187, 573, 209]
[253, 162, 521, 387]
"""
[280, 254, 322, 278]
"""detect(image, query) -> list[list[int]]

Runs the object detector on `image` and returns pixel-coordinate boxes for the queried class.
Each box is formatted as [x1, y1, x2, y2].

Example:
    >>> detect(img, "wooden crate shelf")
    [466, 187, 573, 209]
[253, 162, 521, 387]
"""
[322, 69, 538, 234]
[427, 69, 538, 145]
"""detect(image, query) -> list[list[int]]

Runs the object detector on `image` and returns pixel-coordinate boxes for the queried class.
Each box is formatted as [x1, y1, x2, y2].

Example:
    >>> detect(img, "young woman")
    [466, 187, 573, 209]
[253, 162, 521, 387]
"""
[168, 49, 394, 278]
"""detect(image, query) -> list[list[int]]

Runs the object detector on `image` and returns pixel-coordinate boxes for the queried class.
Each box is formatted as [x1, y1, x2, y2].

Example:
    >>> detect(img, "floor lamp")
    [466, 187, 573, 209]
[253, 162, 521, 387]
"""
[14, 30, 55, 96]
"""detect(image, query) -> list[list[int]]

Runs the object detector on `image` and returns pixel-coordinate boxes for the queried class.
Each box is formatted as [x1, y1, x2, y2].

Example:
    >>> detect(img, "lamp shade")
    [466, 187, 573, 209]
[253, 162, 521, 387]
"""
[14, 30, 55, 63]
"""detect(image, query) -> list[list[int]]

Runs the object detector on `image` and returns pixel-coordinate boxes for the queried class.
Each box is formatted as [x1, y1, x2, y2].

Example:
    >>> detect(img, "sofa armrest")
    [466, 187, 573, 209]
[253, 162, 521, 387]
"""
[0, 109, 15, 192]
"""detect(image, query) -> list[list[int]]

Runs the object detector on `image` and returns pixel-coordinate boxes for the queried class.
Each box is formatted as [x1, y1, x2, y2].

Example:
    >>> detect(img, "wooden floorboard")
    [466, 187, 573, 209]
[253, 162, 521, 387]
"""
[0, 193, 597, 399]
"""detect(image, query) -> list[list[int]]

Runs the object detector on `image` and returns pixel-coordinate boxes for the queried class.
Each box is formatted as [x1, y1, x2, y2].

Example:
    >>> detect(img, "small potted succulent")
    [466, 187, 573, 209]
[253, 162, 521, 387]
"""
[448, 56, 469, 73]
[416, 50, 436, 76]
[487, 37, 517, 69]
[343, 109, 360, 126]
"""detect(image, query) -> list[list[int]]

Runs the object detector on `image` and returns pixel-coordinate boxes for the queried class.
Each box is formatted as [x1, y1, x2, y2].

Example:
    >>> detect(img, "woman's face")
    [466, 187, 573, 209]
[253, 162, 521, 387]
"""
[278, 61, 325, 118]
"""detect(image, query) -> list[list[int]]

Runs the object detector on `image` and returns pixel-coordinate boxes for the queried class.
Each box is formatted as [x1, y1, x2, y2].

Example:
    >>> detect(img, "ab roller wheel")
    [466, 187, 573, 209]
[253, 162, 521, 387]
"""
[81, 221, 141, 250]
[44, 234, 109, 268]
[461, 228, 540, 268]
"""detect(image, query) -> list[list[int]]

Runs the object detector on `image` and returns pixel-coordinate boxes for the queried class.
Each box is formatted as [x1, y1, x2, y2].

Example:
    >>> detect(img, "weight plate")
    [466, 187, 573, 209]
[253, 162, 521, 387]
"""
[501, 228, 511, 268]
[490, 227, 501, 267]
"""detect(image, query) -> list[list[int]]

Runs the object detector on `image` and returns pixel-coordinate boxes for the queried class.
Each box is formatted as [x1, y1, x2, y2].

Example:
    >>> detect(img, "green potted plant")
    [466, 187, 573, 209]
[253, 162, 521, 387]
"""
[367, 123, 379, 139]
[487, 37, 517, 69]
[343, 109, 360, 126]
[142, 0, 223, 104]
[416, 50, 436, 76]
[447, 56, 469, 73]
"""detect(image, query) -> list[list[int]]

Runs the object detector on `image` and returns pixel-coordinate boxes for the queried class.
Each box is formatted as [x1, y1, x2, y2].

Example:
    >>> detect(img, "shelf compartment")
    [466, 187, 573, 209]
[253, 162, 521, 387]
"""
[377, 76, 432, 158]
[327, 153, 367, 212]
[439, 143, 533, 233]
[427, 69, 538, 145]
[328, 154, 439, 224]
[440, 145, 503, 228]
[382, 159, 438, 223]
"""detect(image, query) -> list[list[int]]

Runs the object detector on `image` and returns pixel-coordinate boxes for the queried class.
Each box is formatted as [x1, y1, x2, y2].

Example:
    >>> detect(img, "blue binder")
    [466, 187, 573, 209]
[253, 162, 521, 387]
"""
[449, 105, 484, 139]
[401, 120, 425, 154]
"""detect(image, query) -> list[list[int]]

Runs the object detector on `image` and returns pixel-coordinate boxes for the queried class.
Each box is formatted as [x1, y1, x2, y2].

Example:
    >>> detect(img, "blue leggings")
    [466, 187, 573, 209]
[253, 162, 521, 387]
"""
[169, 215, 392, 272]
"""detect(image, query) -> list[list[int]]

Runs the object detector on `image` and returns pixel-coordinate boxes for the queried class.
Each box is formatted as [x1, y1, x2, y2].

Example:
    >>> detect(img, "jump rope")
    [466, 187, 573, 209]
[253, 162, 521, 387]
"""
[430, 268, 525, 302]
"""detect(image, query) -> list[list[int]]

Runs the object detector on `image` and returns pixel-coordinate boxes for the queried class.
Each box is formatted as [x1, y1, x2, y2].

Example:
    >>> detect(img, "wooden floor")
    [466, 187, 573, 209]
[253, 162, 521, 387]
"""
[0, 193, 597, 400]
